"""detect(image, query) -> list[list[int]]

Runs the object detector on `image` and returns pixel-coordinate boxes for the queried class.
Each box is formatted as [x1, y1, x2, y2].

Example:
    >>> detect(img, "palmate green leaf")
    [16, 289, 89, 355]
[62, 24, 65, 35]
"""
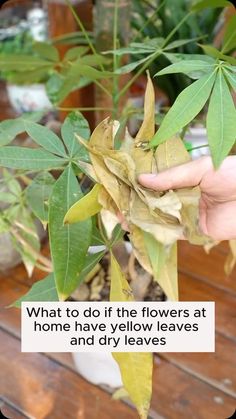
[24, 122, 67, 157]
[222, 15, 236, 54]
[191, 0, 232, 11]
[207, 69, 236, 168]
[46, 73, 90, 105]
[33, 42, 59, 62]
[3, 168, 22, 196]
[110, 253, 153, 419]
[61, 111, 90, 158]
[11, 274, 58, 308]
[25, 172, 55, 223]
[224, 68, 236, 91]
[155, 60, 215, 79]
[49, 165, 92, 300]
[0, 112, 44, 146]
[0, 147, 67, 170]
[150, 71, 216, 147]
[64, 184, 102, 224]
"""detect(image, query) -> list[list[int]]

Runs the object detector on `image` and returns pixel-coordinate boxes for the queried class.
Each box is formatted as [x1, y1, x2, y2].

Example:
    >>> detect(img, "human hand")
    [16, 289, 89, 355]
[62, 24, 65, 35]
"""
[138, 156, 236, 241]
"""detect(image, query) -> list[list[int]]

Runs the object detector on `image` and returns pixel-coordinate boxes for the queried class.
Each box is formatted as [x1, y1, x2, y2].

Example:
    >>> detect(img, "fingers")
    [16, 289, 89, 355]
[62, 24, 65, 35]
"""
[138, 156, 212, 191]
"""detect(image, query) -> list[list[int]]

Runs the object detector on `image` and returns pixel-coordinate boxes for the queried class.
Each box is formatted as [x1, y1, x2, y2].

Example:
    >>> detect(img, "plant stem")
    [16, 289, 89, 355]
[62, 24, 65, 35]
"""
[94, 80, 112, 98]
[64, 0, 104, 72]
[57, 107, 113, 111]
[112, 0, 120, 118]
[188, 144, 209, 152]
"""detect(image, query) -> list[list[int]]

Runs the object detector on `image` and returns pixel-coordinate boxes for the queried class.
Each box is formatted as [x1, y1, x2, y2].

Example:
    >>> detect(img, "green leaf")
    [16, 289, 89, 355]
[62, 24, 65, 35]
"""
[207, 70, 236, 168]
[64, 184, 102, 224]
[155, 60, 215, 79]
[64, 46, 89, 61]
[0, 112, 44, 146]
[61, 111, 90, 158]
[200, 45, 236, 65]
[25, 172, 55, 223]
[78, 54, 108, 67]
[0, 54, 53, 71]
[3, 168, 22, 196]
[68, 64, 113, 80]
[49, 165, 92, 300]
[0, 147, 66, 170]
[192, 0, 233, 11]
[110, 254, 153, 419]
[143, 232, 178, 300]
[77, 250, 105, 284]
[11, 274, 58, 308]
[150, 71, 216, 146]
[33, 42, 59, 62]
[115, 56, 152, 74]
[24, 122, 67, 157]
[222, 15, 236, 53]
[224, 68, 236, 91]
[109, 224, 124, 247]
[164, 38, 202, 51]
[164, 52, 215, 64]
[7, 67, 52, 84]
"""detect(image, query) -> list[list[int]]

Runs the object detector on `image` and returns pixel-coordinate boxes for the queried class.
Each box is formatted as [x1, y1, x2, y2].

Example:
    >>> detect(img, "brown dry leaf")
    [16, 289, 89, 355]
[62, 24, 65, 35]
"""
[224, 239, 236, 276]
[129, 190, 183, 246]
[129, 225, 153, 274]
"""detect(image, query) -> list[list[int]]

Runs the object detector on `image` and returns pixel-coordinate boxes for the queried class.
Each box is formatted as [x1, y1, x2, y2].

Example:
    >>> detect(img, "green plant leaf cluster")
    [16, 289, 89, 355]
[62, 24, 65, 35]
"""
[151, 56, 236, 167]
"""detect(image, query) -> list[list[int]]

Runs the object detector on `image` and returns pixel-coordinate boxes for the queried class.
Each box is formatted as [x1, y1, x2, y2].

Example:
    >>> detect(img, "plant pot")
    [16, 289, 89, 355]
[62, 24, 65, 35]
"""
[6, 83, 52, 114]
[72, 352, 123, 388]
[184, 127, 210, 160]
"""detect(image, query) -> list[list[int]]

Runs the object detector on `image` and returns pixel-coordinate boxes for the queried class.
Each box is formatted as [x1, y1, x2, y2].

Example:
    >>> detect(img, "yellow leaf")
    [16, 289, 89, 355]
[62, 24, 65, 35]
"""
[135, 72, 155, 142]
[224, 239, 236, 276]
[112, 352, 153, 419]
[64, 184, 102, 224]
[110, 252, 134, 301]
[110, 253, 153, 419]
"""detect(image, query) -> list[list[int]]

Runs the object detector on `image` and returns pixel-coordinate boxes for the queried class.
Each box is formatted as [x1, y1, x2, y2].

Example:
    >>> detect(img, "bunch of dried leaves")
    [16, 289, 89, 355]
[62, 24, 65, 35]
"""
[63, 74, 221, 419]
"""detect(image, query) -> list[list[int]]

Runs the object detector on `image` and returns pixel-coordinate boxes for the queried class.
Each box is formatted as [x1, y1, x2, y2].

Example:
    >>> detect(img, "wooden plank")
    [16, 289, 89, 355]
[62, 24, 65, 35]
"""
[178, 241, 236, 295]
[152, 357, 236, 419]
[162, 332, 236, 398]
[179, 272, 236, 341]
[0, 329, 136, 419]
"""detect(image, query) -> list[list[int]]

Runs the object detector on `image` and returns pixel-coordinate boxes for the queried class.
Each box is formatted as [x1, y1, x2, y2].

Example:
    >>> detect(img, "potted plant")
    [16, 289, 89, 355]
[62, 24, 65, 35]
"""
[1, 0, 236, 417]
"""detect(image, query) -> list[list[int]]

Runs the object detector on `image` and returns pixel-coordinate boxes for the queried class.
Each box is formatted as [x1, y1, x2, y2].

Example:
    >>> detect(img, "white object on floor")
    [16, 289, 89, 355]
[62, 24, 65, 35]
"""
[72, 352, 123, 387]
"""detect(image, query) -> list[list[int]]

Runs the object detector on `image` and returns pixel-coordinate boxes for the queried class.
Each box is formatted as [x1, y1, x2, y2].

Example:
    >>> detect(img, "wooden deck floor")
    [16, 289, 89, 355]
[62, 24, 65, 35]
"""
[0, 241, 236, 419]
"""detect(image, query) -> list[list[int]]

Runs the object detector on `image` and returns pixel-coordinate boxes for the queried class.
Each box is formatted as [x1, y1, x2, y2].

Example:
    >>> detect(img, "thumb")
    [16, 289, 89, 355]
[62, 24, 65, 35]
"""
[138, 156, 212, 191]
